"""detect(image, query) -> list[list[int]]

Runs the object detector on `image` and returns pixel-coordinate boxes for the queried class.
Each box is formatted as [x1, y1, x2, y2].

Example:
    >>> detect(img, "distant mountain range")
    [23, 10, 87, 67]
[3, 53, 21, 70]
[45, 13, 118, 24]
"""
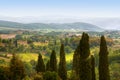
[0, 20, 103, 31]
[0, 16, 120, 30]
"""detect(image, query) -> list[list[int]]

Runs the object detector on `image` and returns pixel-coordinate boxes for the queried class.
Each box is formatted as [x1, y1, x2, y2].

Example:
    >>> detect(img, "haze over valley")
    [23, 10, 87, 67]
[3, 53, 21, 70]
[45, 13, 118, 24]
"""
[0, 16, 120, 30]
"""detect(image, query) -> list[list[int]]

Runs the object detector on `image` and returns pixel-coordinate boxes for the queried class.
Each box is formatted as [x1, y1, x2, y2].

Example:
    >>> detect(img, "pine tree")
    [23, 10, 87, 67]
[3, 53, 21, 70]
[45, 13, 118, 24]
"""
[79, 32, 92, 80]
[36, 53, 45, 73]
[58, 44, 67, 80]
[50, 50, 57, 72]
[91, 55, 96, 80]
[10, 53, 26, 80]
[46, 60, 50, 71]
[99, 36, 110, 80]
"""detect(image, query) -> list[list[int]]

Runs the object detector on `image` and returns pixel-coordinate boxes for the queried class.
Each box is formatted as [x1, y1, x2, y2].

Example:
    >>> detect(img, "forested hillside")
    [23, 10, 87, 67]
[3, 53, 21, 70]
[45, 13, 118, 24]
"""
[0, 20, 103, 31]
[0, 31, 120, 80]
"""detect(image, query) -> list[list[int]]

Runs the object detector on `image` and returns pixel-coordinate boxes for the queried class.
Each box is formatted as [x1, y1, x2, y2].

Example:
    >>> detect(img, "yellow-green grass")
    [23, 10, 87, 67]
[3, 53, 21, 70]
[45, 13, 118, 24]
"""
[17, 53, 46, 62]
[90, 47, 99, 55]
[66, 52, 74, 62]
[56, 52, 74, 63]
[0, 52, 74, 63]
[33, 42, 48, 46]
[18, 52, 74, 64]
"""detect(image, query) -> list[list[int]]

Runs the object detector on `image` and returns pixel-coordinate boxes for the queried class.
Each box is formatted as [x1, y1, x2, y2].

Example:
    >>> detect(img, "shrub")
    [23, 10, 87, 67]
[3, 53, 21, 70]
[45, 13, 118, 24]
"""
[33, 72, 43, 80]
[43, 71, 58, 80]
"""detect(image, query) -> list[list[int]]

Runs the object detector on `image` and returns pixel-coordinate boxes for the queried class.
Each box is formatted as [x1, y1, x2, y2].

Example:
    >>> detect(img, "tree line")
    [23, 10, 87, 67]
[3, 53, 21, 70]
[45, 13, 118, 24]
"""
[72, 33, 110, 80]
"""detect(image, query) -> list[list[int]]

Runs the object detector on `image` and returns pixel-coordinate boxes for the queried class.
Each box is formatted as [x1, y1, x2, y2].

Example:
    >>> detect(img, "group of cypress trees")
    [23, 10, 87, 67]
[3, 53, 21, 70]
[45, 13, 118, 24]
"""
[73, 33, 110, 80]
[36, 43, 67, 80]
[35, 32, 110, 80]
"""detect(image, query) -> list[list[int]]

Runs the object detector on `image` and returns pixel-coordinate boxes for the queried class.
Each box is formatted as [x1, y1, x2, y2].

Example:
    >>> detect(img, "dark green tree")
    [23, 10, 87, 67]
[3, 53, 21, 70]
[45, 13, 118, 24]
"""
[99, 36, 110, 80]
[10, 54, 26, 80]
[0, 37, 1, 41]
[46, 60, 50, 71]
[58, 44, 67, 80]
[36, 53, 45, 73]
[91, 55, 96, 80]
[43, 71, 58, 80]
[79, 32, 92, 80]
[79, 33, 90, 58]
[50, 50, 57, 72]
[72, 46, 80, 79]
[43, 71, 59, 80]
[14, 39, 18, 48]
[0, 66, 10, 80]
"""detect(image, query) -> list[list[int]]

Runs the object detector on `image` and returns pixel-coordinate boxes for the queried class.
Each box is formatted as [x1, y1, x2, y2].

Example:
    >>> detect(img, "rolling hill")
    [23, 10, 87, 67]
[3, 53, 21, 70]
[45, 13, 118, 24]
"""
[0, 20, 103, 31]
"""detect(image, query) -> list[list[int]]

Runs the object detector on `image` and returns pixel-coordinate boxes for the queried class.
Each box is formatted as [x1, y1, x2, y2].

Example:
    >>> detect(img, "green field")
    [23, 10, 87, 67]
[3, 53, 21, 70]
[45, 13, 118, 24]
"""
[0, 52, 74, 65]
[17, 53, 39, 62]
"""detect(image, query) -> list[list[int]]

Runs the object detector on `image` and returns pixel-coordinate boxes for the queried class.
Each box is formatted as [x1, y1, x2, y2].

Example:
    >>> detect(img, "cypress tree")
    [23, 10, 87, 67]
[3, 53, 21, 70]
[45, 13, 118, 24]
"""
[46, 60, 50, 71]
[72, 46, 80, 78]
[36, 53, 45, 73]
[58, 44, 67, 80]
[10, 53, 26, 80]
[79, 33, 90, 58]
[79, 32, 92, 80]
[14, 39, 18, 48]
[99, 36, 110, 80]
[50, 50, 57, 72]
[0, 37, 1, 42]
[91, 55, 96, 80]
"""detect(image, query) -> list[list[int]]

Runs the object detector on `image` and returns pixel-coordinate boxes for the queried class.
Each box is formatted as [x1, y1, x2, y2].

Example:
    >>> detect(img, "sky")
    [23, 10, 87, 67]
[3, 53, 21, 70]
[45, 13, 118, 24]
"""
[0, 0, 120, 18]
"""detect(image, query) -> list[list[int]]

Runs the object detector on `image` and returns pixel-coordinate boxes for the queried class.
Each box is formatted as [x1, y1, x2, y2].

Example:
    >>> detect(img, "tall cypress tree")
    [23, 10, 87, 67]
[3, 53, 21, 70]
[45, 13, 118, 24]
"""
[14, 39, 18, 48]
[99, 36, 110, 80]
[79, 32, 92, 80]
[72, 46, 80, 79]
[36, 53, 45, 73]
[50, 50, 57, 72]
[46, 60, 50, 71]
[91, 55, 96, 80]
[0, 37, 1, 42]
[10, 53, 26, 80]
[58, 44, 67, 80]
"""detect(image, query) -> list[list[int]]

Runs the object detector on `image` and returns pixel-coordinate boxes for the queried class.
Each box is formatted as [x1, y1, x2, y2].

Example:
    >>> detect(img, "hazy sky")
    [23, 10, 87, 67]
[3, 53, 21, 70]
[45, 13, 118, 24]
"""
[0, 0, 120, 18]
